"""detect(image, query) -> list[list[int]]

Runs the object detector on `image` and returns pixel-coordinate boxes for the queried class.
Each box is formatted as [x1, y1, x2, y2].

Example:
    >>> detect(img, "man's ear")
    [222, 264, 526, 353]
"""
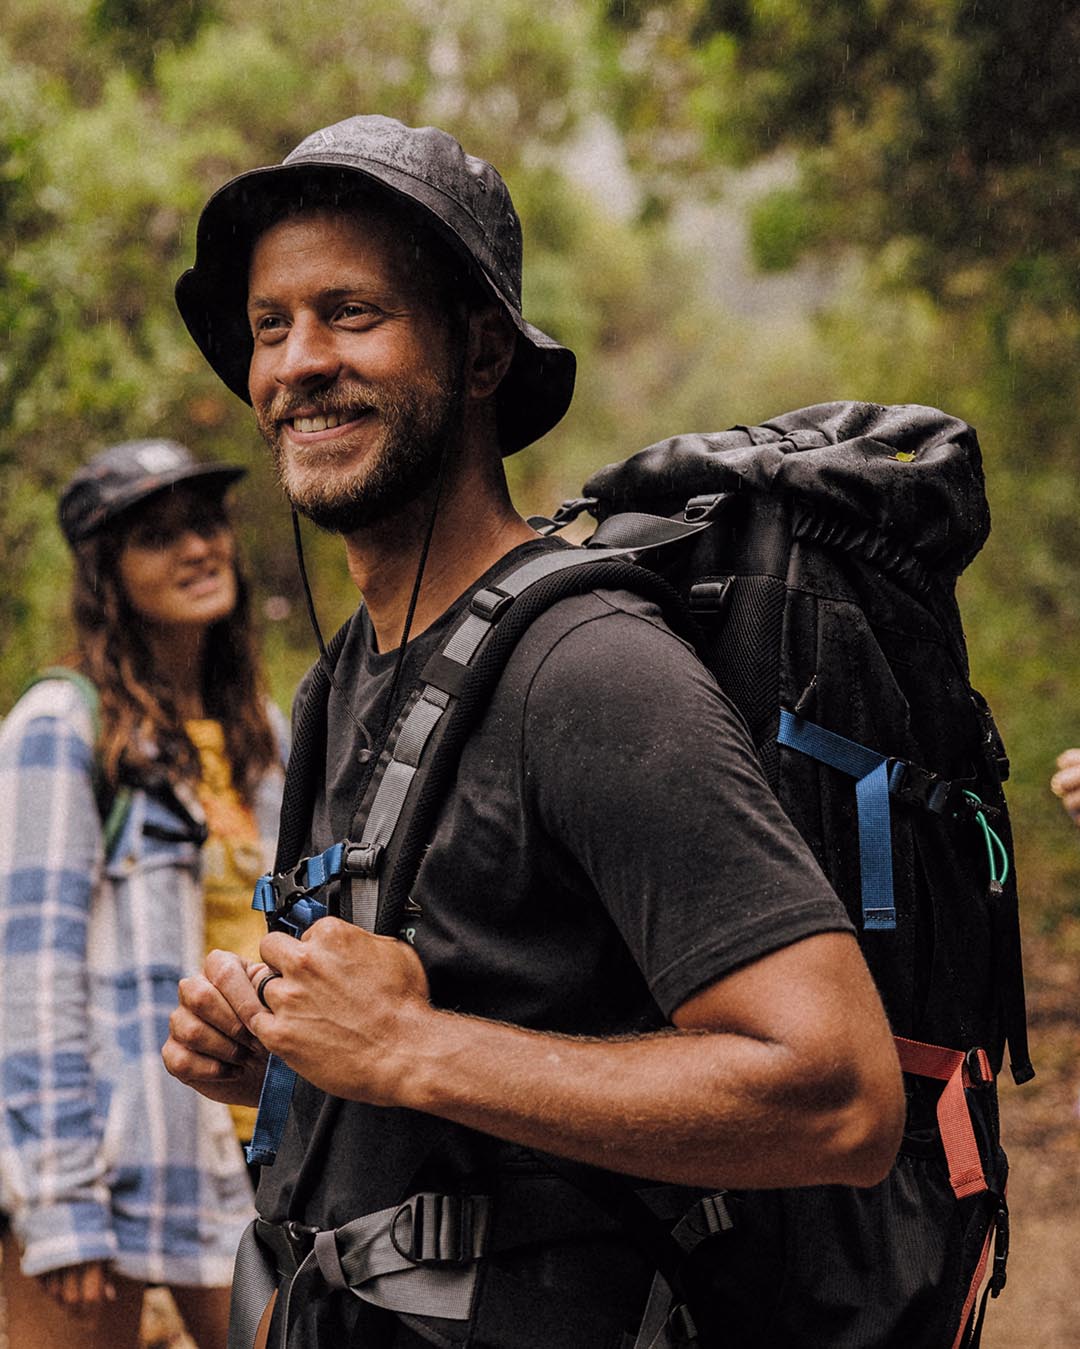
[465, 306, 516, 401]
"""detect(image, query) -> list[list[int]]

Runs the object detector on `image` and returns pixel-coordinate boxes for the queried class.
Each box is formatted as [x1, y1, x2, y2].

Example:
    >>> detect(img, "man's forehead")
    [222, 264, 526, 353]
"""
[249, 202, 422, 276]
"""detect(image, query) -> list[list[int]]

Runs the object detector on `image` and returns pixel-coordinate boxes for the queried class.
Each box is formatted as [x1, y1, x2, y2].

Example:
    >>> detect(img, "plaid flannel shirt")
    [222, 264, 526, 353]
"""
[0, 679, 285, 1283]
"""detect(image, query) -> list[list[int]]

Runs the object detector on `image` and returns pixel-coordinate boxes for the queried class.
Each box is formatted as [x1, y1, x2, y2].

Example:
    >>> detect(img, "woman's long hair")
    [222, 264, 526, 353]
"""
[70, 514, 279, 807]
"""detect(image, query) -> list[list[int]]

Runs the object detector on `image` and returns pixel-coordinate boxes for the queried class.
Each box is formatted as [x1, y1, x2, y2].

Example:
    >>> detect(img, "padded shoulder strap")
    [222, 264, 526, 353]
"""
[20, 667, 131, 858]
[373, 546, 694, 940]
[273, 618, 355, 874]
[256, 546, 696, 940]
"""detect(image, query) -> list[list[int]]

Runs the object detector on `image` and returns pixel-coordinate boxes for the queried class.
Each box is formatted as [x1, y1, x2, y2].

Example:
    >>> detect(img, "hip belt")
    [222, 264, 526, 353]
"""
[228, 1191, 490, 1349]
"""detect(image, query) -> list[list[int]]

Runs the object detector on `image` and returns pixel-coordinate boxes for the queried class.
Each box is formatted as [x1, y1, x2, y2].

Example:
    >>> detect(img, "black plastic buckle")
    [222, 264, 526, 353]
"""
[470, 586, 514, 623]
[688, 578, 733, 615]
[553, 496, 598, 524]
[270, 860, 316, 911]
[887, 760, 953, 815]
[388, 1193, 490, 1267]
[683, 492, 728, 522]
[990, 1203, 1010, 1296]
[964, 1046, 992, 1088]
[667, 1302, 698, 1346]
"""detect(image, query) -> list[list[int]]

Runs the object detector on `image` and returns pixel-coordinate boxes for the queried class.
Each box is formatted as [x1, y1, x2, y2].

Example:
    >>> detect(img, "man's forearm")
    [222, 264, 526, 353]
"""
[395, 1008, 894, 1190]
[227, 923, 904, 1191]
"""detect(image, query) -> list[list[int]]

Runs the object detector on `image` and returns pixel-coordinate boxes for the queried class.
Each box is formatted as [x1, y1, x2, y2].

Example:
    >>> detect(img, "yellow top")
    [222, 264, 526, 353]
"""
[187, 718, 268, 1142]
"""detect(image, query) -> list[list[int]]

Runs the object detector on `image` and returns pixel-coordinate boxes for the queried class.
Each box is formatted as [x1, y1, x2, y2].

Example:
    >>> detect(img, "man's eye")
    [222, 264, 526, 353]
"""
[338, 303, 377, 322]
[253, 315, 286, 337]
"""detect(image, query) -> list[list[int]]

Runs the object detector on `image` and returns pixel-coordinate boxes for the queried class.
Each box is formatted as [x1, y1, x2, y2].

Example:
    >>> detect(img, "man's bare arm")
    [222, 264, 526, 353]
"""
[185, 919, 904, 1191]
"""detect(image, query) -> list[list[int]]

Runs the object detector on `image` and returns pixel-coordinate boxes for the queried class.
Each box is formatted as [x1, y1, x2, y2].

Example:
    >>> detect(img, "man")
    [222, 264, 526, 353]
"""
[163, 115, 905, 1347]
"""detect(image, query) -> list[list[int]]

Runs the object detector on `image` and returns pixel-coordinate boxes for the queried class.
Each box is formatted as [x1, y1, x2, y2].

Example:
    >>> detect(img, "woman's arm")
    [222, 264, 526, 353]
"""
[0, 682, 119, 1277]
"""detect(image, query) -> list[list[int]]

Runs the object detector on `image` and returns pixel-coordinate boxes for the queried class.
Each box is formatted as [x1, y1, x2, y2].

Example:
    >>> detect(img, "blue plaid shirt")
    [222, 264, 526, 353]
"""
[0, 679, 285, 1283]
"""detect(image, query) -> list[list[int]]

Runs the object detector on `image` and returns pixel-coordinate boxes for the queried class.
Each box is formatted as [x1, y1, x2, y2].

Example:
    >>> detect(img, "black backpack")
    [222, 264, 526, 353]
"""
[252, 401, 1031, 1349]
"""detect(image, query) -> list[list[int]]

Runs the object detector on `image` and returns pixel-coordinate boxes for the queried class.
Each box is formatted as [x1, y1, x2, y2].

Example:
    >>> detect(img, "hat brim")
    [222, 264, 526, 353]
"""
[175, 161, 575, 455]
[76, 464, 247, 543]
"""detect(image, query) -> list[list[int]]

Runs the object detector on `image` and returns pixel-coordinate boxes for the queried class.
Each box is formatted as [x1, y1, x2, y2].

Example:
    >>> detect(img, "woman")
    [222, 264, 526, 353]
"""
[0, 439, 285, 1347]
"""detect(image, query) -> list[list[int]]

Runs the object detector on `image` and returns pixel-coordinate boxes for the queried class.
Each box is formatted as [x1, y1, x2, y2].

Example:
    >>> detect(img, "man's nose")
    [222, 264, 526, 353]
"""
[273, 313, 341, 388]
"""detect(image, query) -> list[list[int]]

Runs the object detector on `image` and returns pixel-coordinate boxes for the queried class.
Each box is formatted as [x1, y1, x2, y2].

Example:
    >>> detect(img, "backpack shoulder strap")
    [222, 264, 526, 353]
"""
[272, 617, 356, 874]
[20, 666, 132, 858]
[254, 545, 697, 940]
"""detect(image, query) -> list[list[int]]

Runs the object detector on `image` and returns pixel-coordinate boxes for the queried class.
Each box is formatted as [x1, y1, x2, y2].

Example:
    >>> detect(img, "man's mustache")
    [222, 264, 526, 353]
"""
[262, 383, 380, 423]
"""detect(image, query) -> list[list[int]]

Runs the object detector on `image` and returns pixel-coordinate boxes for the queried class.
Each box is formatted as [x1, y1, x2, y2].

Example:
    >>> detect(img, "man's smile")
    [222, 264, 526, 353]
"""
[282, 408, 374, 443]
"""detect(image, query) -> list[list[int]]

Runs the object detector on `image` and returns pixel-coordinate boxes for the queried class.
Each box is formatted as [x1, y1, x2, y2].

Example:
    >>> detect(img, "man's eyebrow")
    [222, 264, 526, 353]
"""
[246, 285, 395, 313]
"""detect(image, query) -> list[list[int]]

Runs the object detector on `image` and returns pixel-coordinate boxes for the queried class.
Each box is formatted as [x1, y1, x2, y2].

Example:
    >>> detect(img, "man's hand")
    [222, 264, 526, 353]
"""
[162, 950, 270, 1106]
[232, 918, 433, 1107]
[37, 1260, 116, 1313]
[1051, 748, 1080, 825]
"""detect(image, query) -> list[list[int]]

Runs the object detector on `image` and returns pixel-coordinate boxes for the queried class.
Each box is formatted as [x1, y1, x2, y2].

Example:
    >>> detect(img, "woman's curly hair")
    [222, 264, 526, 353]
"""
[69, 511, 278, 806]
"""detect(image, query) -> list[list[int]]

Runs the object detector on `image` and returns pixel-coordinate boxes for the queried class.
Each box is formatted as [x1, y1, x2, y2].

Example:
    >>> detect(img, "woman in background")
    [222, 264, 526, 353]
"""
[0, 439, 284, 1348]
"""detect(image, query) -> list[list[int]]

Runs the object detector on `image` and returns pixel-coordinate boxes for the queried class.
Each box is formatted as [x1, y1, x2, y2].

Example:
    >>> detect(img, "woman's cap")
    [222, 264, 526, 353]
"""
[174, 114, 576, 455]
[59, 440, 246, 545]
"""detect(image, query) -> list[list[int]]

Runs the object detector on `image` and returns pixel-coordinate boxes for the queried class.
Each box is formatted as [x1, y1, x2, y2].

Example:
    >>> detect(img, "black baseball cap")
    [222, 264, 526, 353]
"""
[59, 439, 245, 546]
[174, 114, 576, 454]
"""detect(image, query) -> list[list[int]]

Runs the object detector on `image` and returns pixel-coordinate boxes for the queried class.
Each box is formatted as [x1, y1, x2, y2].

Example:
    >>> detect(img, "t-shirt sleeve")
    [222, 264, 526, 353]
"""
[521, 594, 854, 1017]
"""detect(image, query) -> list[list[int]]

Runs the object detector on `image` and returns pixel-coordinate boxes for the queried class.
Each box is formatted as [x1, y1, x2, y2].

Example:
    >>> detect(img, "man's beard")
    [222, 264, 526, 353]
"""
[254, 370, 464, 535]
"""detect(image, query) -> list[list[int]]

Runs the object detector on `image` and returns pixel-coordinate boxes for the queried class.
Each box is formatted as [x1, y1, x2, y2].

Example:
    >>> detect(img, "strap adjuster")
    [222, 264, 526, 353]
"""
[964, 1046, 993, 1088]
[887, 759, 955, 815]
[388, 1193, 490, 1267]
[683, 492, 728, 522]
[469, 586, 514, 623]
[343, 841, 383, 877]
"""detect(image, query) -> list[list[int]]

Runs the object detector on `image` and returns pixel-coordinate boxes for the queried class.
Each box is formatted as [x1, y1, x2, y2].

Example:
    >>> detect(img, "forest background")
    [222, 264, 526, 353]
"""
[2, 1, 1079, 1340]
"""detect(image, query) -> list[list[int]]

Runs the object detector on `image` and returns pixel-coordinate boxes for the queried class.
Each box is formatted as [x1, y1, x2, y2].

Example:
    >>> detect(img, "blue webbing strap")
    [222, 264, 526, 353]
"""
[245, 896, 327, 1166]
[252, 843, 345, 915]
[776, 709, 897, 931]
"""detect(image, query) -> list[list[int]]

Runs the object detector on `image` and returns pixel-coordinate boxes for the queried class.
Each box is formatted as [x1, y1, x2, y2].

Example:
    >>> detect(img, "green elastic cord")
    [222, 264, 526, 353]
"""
[963, 790, 1010, 886]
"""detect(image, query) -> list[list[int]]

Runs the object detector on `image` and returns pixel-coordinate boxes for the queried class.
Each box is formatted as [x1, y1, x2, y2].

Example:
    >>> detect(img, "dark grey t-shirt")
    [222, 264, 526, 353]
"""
[258, 540, 851, 1236]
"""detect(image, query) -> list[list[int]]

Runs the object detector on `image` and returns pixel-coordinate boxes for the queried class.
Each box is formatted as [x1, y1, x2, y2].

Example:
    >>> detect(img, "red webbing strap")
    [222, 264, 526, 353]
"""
[950, 1211, 997, 1349]
[893, 1036, 992, 1201]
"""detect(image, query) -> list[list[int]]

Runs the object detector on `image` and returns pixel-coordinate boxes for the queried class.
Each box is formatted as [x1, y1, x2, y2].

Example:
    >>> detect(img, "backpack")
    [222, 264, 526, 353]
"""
[247, 401, 1031, 1349]
[14, 667, 133, 857]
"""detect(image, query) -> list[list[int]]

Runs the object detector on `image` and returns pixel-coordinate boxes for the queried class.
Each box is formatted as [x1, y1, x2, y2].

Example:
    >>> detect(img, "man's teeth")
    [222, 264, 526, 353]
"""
[293, 412, 356, 433]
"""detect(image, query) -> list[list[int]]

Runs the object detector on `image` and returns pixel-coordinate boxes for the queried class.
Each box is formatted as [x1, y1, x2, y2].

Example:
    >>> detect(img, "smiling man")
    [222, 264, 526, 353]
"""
[163, 116, 904, 1349]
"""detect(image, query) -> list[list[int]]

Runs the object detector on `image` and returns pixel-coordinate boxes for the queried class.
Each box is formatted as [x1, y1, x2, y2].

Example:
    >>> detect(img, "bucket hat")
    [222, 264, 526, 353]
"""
[175, 114, 576, 454]
[59, 439, 245, 545]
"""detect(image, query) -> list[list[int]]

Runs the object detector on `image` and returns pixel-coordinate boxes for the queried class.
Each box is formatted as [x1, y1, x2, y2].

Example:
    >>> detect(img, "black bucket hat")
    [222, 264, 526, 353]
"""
[175, 114, 576, 455]
[59, 439, 245, 546]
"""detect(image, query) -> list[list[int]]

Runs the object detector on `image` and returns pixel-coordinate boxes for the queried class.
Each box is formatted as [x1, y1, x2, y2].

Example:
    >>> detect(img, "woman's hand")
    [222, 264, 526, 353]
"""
[37, 1260, 116, 1312]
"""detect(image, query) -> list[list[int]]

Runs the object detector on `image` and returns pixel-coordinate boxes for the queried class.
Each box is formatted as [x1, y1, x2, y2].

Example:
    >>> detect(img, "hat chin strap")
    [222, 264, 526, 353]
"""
[289, 357, 463, 759]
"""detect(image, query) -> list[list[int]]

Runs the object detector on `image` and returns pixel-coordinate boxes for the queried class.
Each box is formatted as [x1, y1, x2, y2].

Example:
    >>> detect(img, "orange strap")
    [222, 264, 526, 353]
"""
[893, 1036, 993, 1201]
[949, 1216, 996, 1349]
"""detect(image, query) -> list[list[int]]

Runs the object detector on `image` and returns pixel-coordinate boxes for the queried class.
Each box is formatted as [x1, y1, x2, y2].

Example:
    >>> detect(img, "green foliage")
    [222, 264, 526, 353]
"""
[4, 0, 1080, 931]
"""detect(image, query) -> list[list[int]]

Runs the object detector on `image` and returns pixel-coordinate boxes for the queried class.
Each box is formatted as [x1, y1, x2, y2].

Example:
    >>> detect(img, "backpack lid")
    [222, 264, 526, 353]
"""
[584, 401, 990, 576]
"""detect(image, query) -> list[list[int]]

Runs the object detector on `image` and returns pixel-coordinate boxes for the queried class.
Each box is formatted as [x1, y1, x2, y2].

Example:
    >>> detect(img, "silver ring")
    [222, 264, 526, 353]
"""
[256, 970, 283, 1009]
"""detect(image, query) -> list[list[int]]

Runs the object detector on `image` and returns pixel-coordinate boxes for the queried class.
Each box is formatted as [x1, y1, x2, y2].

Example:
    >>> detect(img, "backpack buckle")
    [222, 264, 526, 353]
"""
[887, 759, 954, 815]
[388, 1193, 491, 1266]
[964, 1046, 993, 1088]
[666, 1301, 699, 1346]
[269, 860, 317, 910]
[990, 1203, 1010, 1295]
[470, 586, 514, 623]
[683, 492, 730, 523]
